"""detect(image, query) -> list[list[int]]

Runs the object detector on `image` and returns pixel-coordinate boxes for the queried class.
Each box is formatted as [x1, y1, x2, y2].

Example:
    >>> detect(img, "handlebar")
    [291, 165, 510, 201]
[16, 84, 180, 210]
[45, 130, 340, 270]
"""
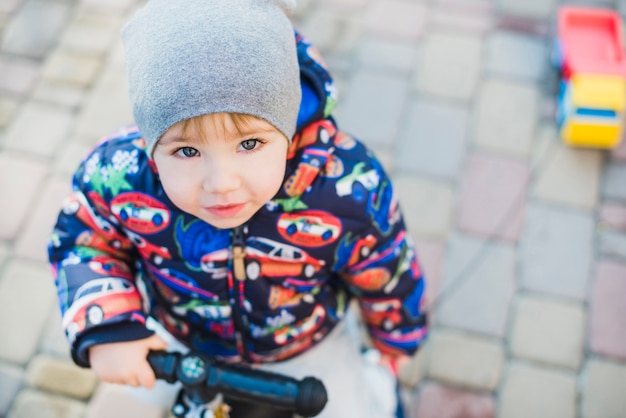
[147, 350, 327, 417]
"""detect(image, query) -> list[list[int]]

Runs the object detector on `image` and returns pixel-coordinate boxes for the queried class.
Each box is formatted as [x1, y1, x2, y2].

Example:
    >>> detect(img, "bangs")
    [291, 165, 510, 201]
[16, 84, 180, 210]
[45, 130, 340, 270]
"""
[180, 113, 259, 140]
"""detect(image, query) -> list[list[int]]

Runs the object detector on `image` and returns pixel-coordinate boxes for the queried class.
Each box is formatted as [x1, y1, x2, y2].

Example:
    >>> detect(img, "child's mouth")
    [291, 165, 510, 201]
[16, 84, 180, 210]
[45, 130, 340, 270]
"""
[204, 203, 245, 218]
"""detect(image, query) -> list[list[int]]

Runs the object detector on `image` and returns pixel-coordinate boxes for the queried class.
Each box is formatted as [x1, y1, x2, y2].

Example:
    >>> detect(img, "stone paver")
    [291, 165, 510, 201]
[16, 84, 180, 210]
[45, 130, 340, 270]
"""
[457, 153, 529, 241]
[4, 101, 74, 158]
[414, 31, 483, 102]
[436, 234, 516, 337]
[509, 295, 585, 370]
[519, 203, 594, 300]
[8, 388, 86, 418]
[0, 361, 24, 416]
[84, 384, 167, 418]
[411, 381, 494, 418]
[392, 174, 455, 240]
[14, 176, 72, 262]
[598, 229, 626, 261]
[395, 98, 468, 179]
[58, 13, 122, 56]
[601, 162, 626, 202]
[0, 153, 47, 240]
[430, 0, 493, 34]
[31, 81, 86, 109]
[0, 260, 57, 365]
[26, 355, 98, 400]
[0, 56, 40, 96]
[0, 96, 18, 127]
[1, 1, 71, 58]
[41, 50, 103, 87]
[472, 79, 539, 157]
[498, 361, 577, 418]
[356, 36, 416, 74]
[495, 0, 557, 19]
[428, 329, 504, 391]
[582, 358, 626, 418]
[362, 0, 428, 40]
[589, 260, 626, 360]
[73, 68, 134, 140]
[38, 308, 72, 359]
[533, 128, 603, 211]
[336, 70, 409, 147]
[599, 202, 626, 231]
[485, 30, 548, 82]
[414, 239, 445, 308]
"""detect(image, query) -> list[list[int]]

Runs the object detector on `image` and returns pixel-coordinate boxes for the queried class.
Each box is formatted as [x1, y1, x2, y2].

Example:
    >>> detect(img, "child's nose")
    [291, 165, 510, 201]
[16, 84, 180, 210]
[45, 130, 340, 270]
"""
[202, 159, 241, 194]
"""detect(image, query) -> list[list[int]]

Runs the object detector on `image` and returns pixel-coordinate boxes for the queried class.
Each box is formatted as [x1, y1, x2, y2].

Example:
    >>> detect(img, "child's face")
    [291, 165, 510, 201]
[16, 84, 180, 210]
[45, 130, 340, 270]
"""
[153, 113, 289, 229]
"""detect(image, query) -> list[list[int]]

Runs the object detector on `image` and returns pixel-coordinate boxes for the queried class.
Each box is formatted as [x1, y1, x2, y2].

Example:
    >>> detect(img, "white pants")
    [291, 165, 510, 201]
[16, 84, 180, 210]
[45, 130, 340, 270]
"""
[131, 311, 397, 417]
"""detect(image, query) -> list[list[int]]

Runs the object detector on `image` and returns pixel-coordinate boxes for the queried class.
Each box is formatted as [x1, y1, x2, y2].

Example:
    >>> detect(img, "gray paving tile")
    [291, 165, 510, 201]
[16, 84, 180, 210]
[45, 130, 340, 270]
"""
[395, 98, 469, 179]
[590, 261, 626, 360]
[0, 96, 19, 128]
[356, 37, 417, 74]
[38, 308, 72, 359]
[533, 126, 603, 211]
[41, 50, 103, 87]
[499, 361, 577, 418]
[4, 101, 74, 158]
[411, 381, 495, 418]
[582, 357, 626, 418]
[0, 56, 40, 96]
[0, 260, 57, 365]
[0, 153, 47, 240]
[0, 361, 24, 416]
[430, 0, 494, 34]
[473, 79, 540, 157]
[598, 229, 626, 262]
[1, 1, 71, 58]
[496, 0, 557, 19]
[9, 389, 85, 418]
[296, 9, 363, 55]
[362, 0, 428, 40]
[392, 174, 455, 240]
[602, 162, 626, 202]
[427, 328, 504, 391]
[435, 234, 516, 338]
[14, 176, 72, 263]
[414, 31, 483, 101]
[31, 81, 86, 109]
[84, 383, 168, 418]
[509, 295, 585, 370]
[485, 30, 548, 82]
[336, 70, 409, 147]
[74, 68, 134, 140]
[0, 0, 25, 14]
[58, 12, 122, 56]
[519, 202, 594, 300]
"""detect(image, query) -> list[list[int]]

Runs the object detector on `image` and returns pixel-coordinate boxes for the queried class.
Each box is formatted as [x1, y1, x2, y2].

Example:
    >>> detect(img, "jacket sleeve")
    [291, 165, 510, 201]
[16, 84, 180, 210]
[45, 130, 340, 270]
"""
[337, 155, 428, 357]
[48, 143, 151, 367]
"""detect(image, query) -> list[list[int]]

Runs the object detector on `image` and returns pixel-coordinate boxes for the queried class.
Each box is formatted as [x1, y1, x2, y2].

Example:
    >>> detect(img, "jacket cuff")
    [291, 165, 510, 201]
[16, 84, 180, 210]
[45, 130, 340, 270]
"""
[72, 322, 154, 367]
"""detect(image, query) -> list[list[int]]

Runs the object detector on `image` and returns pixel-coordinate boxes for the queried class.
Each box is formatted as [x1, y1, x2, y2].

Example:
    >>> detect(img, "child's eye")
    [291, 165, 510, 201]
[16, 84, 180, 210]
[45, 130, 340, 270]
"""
[240, 139, 260, 151]
[175, 147, 199, 158]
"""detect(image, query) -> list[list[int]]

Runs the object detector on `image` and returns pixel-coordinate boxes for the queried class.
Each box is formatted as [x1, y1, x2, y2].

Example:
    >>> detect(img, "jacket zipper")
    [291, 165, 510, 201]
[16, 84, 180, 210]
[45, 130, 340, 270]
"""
[231, 225, 252, 362]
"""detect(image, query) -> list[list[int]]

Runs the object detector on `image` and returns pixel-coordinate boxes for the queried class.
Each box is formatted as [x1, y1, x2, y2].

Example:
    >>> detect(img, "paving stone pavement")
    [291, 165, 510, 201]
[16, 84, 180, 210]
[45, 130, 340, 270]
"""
[2, 0, 626, 417]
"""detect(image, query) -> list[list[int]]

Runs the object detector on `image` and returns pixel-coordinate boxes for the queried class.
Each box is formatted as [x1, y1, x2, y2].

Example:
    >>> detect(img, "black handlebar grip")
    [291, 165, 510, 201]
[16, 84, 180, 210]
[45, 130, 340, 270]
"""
[147, 350, 179, 384]
[295, 376, 328, 417]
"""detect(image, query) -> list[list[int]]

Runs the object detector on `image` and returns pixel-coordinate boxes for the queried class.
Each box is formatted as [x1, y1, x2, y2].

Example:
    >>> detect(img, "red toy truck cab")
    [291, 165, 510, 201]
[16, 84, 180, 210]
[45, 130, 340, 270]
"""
[557, 6, 626, 78]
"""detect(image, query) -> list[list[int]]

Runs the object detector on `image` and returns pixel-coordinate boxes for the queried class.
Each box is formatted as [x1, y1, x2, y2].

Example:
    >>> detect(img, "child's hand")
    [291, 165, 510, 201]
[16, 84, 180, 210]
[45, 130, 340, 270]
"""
[89, 334, 168, 388]
[379, 353, 411, 377]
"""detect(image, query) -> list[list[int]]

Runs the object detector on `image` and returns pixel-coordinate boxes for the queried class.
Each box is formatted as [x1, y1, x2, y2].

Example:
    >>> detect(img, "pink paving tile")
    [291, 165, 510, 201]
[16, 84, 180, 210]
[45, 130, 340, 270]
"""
[0, 57, 40, 96]
[411, 382, 494, 418]
[590, 260, 626, 360]
[458, 153, 529, 241]
[599, 202, 626, 232]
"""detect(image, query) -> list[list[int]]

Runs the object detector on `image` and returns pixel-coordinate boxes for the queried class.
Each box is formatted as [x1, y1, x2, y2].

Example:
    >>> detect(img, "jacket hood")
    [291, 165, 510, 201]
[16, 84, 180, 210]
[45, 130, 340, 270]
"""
[294, 32, 338, 133]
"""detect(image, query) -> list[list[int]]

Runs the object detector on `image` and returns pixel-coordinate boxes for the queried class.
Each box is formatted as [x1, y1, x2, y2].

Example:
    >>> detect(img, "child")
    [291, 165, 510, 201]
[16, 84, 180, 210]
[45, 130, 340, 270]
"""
[48, 0, 427, 416]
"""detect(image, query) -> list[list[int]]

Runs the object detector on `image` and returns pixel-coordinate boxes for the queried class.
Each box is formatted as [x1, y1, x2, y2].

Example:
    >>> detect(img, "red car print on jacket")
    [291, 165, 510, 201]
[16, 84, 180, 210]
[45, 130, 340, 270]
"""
[277, 210, 341, 247]
[245, 237, 325, 280]
[62, 277, 143, 342]
[200, 248, 229, 279]
[62, 192, 131, 251]
[125, 230, 171, 265]
[111, 192, 170, 234]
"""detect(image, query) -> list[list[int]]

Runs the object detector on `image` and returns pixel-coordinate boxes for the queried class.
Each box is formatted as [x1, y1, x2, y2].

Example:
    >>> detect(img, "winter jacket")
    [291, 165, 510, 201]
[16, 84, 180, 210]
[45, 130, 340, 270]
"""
[48, 33, 427, 367]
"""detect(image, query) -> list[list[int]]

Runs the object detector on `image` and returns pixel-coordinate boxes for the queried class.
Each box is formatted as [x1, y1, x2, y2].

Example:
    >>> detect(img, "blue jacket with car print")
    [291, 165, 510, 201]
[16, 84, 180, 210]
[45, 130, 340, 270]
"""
[48, 32, 428, 367]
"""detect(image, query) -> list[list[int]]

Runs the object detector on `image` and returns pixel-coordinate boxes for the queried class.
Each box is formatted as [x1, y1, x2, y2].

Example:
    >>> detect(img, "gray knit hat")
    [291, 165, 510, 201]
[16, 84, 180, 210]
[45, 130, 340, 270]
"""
[122, 0, 301, 157]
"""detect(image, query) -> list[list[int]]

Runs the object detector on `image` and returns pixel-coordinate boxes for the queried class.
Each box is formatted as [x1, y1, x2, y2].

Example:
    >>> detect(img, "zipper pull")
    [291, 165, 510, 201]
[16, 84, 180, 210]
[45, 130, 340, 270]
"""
[232, 226, 246, 281]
